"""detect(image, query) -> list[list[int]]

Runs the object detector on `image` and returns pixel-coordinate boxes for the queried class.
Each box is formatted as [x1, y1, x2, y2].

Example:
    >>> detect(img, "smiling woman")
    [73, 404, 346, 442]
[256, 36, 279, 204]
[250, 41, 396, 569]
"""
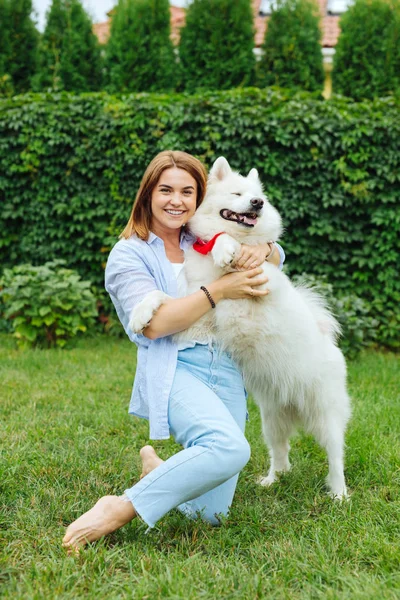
[121, 151, 207, 241]
[63, 150, 283, 551]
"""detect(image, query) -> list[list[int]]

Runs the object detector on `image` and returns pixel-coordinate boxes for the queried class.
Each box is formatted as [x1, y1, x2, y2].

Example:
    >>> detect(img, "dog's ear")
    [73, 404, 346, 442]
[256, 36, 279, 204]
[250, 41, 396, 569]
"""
[248, 168, 259, 181]
[209, 157, 231, 182]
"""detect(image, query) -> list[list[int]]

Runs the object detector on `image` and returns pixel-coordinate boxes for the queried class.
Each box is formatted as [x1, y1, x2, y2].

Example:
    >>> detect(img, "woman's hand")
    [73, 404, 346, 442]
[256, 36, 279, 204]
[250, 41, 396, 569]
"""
[235, 243, 272, 270]
[209, 267, 269, 301]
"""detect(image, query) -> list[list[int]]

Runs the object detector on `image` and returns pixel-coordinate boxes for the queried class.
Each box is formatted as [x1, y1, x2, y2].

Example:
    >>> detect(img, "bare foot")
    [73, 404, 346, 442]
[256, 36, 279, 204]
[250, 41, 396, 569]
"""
[62, 495, 136, 551]
[140, 445, 164, 479]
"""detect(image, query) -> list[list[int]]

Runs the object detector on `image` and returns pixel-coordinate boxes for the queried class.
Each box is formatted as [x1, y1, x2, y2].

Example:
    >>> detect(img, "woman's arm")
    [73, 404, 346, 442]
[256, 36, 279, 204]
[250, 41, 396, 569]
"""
[143, 267, 268, 340]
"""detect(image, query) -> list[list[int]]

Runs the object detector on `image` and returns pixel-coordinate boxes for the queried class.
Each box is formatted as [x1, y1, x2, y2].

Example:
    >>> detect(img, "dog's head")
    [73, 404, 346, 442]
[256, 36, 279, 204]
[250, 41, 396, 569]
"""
[188, 157, 282, 243]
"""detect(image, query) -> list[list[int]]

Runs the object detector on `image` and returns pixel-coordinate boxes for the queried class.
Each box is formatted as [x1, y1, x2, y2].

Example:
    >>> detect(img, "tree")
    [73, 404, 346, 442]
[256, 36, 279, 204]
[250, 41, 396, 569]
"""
[333, 0, 400, 99]
[34, 0, 102, 92]
[178, 0, 255, 92]
[6, 0, 39, 94]
[105, 0, 176, 93]
[257, 0, 324, 92]
[0, 0, 13, 94]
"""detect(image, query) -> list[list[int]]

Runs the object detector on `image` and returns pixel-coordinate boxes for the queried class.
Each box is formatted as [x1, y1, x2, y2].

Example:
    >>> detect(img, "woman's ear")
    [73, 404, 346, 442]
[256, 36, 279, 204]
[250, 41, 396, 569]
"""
[209, 157, 232, 182]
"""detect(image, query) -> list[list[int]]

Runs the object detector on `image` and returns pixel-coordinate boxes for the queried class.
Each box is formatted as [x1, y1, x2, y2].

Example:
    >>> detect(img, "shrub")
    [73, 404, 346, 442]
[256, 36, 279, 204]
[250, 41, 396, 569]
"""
[0, 74, 13, 97]
[0, 261, 97, 348]
[0, 90, 398, 348]
[257, 0, 324, 92]
[179, 0, 255, 92]
[105, 0, 176, 93]
[33, 0, 103, 92]
[333, 0, 400, 100]
[292, 273, 379, 358]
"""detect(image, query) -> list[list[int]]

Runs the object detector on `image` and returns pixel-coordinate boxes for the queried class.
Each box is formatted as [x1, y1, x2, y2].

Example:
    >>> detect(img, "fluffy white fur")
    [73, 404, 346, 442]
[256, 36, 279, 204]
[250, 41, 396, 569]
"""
[183, 157, 351, 499]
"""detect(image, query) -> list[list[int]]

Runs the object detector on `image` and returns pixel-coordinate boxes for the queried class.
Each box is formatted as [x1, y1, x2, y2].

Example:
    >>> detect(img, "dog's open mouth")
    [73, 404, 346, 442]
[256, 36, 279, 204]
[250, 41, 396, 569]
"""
[220, 209, 258, 227]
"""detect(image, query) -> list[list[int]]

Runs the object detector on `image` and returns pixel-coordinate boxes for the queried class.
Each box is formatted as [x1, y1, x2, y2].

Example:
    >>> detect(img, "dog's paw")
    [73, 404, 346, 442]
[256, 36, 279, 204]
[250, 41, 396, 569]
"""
[327, 487, 350, 502]
[212, 235, 241, 269]
[257, 474, 276, 487]
[129, 291, 171, 334]
[326, 474, 349, 501]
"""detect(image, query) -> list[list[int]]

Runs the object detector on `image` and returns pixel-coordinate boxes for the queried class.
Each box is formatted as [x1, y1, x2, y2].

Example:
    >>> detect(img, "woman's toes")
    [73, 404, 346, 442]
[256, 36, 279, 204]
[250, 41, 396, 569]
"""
[62, 495, 136, 550]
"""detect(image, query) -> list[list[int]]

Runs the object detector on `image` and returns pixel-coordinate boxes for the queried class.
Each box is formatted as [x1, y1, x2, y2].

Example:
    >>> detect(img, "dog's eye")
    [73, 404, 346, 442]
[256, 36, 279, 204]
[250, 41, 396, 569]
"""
[232, 192, 242, 196]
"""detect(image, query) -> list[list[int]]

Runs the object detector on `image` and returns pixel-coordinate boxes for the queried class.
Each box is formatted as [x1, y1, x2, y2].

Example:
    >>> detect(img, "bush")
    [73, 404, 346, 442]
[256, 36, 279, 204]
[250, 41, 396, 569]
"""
[292, 273, 379, 358]
[257, 0, 324, 92]
[105, 0, 176, 93]
[0, 261, 97, 348]
[179, 0, 255, 92]
[0, 89, 399, 348]
[333, 0, 400, 100]
[33, 0, 102, 92]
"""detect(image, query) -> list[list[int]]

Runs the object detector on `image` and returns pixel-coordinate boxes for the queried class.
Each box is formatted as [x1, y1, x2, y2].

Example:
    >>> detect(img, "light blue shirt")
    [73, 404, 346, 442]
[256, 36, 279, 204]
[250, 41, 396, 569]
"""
[105, 231, 285, 440]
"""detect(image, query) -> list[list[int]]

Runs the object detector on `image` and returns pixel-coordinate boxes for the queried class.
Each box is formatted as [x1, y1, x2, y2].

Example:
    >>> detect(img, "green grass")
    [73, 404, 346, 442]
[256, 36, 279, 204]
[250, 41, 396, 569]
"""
[0, 334, 399, 599]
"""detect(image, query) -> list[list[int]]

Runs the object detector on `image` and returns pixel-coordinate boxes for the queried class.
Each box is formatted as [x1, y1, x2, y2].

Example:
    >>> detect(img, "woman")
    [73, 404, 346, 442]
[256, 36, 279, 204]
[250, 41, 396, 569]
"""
[63, 151, 284, 550]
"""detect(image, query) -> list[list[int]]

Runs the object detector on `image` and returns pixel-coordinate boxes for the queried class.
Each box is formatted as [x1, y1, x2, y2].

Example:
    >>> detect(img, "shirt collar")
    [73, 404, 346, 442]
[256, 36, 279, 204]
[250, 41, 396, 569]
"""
[180, 227, 196, 249]
[147, 231, 159, 245]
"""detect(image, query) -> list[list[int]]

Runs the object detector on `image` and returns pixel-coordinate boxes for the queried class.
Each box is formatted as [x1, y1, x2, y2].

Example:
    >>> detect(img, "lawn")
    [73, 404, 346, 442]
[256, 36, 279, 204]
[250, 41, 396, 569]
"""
[0, 334, 399, 599]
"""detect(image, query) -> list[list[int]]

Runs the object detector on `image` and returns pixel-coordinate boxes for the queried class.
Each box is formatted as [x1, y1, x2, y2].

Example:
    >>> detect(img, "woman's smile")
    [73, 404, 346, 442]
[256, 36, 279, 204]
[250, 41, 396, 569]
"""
[165, 209, 186, 216]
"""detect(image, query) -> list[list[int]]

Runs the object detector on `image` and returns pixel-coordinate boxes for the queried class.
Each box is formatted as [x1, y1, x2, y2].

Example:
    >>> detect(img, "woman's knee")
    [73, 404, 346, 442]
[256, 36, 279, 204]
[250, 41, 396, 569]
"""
[234, 436, 251, 471]
[213, 432, 251, 479]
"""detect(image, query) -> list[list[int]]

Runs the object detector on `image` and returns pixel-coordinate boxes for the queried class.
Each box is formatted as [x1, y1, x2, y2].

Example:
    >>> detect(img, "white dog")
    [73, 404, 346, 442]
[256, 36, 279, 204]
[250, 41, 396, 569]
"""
[131, 157, 351, 499]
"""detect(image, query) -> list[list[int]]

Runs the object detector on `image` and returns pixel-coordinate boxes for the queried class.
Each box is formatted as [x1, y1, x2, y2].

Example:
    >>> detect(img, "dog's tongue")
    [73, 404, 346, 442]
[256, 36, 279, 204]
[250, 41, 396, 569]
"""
[240, 214, 258, 226]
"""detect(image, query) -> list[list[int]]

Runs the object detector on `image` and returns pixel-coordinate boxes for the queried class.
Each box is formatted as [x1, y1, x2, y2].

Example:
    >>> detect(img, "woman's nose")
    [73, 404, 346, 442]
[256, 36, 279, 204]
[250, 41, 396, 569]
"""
[170, 194, 183, 205]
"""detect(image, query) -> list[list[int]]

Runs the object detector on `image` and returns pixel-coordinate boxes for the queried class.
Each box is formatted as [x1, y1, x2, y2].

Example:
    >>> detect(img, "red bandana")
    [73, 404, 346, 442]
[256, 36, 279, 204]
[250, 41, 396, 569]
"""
[193, 232, 225, 255]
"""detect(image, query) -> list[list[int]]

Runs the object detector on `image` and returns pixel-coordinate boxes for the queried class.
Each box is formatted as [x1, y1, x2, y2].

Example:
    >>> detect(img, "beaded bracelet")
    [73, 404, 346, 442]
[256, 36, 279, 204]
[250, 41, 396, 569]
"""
[200, 286, 216, 309]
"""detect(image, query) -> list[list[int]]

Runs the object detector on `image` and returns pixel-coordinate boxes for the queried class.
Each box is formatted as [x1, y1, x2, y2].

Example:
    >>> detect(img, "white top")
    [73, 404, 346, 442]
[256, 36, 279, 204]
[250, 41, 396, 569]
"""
[170, 262, 187, 296]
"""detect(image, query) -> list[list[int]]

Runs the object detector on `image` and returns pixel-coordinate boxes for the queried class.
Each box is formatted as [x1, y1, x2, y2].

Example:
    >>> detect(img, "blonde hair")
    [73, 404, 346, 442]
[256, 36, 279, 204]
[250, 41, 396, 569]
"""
[120, 150, 208, 240]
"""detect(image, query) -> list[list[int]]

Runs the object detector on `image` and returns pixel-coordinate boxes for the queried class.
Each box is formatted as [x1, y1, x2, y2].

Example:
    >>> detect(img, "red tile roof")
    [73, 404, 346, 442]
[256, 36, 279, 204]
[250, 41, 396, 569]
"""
[255, 0, 341, 48]
[170, 5, 186, 45]
[93, 1, 341, 49]
[93, 20, 110, 45]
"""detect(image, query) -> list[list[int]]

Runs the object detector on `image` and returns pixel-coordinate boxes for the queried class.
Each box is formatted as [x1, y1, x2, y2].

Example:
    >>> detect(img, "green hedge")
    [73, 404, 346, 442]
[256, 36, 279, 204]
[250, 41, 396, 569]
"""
[0, 89, 399, 347]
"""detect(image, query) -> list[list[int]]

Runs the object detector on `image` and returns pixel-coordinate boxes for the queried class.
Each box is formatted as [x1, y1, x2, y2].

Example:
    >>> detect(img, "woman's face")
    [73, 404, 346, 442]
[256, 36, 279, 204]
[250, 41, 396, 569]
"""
[150, 167, 197, 236]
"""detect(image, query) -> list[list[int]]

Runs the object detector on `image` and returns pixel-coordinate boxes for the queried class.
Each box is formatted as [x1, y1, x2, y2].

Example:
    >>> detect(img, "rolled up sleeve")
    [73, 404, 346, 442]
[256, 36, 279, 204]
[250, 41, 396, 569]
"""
[276, 243, 285, 270]
[105, 241, 158, 344]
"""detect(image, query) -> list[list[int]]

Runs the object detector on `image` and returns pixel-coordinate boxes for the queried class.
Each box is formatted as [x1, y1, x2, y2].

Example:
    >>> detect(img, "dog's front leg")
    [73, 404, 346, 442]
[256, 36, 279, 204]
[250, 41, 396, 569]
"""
[129, 290, 171, 334]
[211, 234, 241, 270]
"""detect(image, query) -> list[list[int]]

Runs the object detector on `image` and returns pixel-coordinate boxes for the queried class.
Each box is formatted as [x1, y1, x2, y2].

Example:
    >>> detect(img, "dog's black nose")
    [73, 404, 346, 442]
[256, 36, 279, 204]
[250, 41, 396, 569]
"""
[251, 198, 264, 210]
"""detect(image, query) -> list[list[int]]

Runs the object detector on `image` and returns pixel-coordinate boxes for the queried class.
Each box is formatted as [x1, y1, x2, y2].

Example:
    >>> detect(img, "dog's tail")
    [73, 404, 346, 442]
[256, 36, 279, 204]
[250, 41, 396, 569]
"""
[295, 285, 342, 343]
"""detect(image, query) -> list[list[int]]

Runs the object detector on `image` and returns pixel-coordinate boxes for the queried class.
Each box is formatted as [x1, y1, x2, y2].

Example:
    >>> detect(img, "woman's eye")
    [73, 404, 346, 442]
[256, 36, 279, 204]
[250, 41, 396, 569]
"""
[183, 190, 193, 196]
[160, 188, 170, 193]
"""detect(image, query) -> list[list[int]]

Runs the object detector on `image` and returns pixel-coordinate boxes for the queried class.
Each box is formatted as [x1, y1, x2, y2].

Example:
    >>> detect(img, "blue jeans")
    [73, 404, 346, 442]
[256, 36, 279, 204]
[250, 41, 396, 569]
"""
[124, 344, 250, 527]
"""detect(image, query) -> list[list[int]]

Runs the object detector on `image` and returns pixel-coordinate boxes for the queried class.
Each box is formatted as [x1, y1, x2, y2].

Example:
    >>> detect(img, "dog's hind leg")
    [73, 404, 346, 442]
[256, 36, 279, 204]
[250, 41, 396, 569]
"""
[313, 404, 349, 500]
[258, 404, 293, 487]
